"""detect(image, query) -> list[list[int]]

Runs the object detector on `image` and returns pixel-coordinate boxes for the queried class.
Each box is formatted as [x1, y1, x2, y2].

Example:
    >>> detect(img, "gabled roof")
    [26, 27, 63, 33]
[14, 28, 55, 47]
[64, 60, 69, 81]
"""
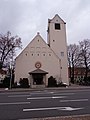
[48, 14, 66, 24]
[16, 32, 61, 62]
[29, 68, 48, 74]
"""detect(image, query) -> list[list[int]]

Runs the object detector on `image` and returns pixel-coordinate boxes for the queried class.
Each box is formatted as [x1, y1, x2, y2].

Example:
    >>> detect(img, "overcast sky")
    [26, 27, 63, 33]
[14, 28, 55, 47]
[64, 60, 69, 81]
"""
[0, 0, 90, 51]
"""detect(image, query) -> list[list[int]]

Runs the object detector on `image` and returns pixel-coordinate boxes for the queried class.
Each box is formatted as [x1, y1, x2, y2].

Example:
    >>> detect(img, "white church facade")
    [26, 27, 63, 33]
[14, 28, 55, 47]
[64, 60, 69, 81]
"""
[15, 14, 69, 88]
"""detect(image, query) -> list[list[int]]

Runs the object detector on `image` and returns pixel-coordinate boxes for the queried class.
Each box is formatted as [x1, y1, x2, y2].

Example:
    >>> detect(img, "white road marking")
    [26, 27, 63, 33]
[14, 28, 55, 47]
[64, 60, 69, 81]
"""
[30, 92, 53, 95]
[59, 107, 84, 111]
[50, 92, 54, 94]
[0, 92, 31, 95]
[23, 106, 83, 112]
[0, 102, 30, 105]
[27, 96, 66, 100]
[60, 99, 88, 102]
[57, 89, 90, 93]
[54, 93, 75, 96]
[52, 96, 66, 99]
[8, 95, 31, 97]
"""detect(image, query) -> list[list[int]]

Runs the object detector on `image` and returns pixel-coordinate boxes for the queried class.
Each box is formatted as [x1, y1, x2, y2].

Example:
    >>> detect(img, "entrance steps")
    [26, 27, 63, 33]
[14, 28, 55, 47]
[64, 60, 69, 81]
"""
[32, 85, 45, 88]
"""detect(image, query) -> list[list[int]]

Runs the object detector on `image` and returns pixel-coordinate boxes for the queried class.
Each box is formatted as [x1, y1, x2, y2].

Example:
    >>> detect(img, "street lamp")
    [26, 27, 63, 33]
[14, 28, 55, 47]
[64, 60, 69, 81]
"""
[9, 61, 12, 89]
[9, 50, 14, 89]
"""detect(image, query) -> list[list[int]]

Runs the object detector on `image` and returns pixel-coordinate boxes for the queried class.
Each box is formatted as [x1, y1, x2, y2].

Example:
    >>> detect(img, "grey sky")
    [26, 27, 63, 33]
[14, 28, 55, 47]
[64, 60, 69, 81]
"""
[0, 0, 90, 50]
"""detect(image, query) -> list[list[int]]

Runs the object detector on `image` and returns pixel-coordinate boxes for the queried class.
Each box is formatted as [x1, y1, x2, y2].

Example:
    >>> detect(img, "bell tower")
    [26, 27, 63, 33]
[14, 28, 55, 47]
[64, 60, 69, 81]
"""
[47, 14, 69, 84]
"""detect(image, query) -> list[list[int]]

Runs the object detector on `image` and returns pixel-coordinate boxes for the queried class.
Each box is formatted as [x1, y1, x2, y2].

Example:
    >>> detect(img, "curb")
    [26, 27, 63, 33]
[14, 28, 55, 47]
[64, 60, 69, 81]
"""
[0, 86, 90, 92]
[31, 114, 90, 120]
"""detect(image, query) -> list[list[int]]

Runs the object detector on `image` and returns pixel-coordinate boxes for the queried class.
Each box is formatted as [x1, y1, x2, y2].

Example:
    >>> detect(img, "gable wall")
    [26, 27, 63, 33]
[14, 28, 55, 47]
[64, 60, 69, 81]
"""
[15, 35, 61, 85]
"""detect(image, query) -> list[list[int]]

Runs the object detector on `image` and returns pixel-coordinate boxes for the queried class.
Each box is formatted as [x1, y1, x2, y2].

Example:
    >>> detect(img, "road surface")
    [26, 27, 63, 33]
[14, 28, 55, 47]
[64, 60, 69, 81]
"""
[0, 88, 90, 120]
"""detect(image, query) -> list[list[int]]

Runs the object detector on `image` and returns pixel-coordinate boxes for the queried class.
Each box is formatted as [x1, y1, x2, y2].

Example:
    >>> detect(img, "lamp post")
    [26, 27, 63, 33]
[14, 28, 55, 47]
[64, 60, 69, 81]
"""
[9, 50, 14, 89]
[10, 62, 12, 89]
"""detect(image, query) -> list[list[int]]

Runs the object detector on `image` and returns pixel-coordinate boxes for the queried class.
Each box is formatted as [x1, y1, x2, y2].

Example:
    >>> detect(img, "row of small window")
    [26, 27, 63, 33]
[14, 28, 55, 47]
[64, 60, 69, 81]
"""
[25, 53, 51, 56]
[25, 52, 64, 57]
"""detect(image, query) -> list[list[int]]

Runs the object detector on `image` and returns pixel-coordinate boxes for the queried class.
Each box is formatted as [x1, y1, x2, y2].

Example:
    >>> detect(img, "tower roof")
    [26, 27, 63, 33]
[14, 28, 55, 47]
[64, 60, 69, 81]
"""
[48, 14, 66, 24]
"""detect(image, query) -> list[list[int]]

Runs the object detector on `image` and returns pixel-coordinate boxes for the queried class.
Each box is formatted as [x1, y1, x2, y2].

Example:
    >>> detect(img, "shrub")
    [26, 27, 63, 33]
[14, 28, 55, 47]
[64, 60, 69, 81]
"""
[76, 76, 90, 86]
[83, 77, 90, 86]
[19, 78, 29, 88]
[12, 82, 20, 88]
[3, 76, 10, 88]
[48, 76, 57, 87]
[0, 83, 4, 88]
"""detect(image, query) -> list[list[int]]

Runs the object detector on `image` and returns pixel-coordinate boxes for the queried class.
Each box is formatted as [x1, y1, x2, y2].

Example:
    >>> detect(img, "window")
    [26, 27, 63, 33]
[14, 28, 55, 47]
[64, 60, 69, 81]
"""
[25, 53, 27, 56]
[55, 23, 60, 30]
[49, 54, 51, 56]
[61, 52, 64, 57]
[25, 51, 28, 56]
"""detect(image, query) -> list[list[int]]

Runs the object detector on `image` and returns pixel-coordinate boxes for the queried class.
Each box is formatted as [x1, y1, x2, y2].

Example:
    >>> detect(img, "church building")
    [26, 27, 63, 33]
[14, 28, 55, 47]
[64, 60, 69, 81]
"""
[15, 14, 69, 88]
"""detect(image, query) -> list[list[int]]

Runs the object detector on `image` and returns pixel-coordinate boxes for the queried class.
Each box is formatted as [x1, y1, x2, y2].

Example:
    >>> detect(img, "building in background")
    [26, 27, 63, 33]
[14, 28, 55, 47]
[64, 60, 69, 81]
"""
[0, 69, 7, 83]
[15, 14, 69, 88]
[68, 67, 90, 82]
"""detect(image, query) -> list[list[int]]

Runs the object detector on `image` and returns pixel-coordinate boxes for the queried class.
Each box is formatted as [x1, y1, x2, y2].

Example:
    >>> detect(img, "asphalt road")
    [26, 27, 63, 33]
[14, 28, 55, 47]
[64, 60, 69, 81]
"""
[0, 88, 90, 120]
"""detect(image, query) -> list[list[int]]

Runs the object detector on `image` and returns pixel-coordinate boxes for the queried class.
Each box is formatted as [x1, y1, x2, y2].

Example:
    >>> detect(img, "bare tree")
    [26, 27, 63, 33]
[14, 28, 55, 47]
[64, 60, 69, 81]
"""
[68, 44, 79, 83]
[79, 39, 90, 80]
[0, 31, 22, 69]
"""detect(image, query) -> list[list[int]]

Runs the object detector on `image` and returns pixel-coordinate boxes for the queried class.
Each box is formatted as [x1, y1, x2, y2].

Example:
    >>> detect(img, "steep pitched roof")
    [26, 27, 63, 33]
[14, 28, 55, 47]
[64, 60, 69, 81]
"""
[48, 14, 66, 24]
[16, 32, 61, 62]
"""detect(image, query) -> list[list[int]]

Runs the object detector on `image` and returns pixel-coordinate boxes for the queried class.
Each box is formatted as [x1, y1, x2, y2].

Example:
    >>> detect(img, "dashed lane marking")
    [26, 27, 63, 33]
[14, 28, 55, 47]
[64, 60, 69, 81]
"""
[8, 95, 31, 97]
[60, 99, 88, 102]
[27, 96, 66, 100]
[54, 93, 75, 95]
[0, 102, 30, 105]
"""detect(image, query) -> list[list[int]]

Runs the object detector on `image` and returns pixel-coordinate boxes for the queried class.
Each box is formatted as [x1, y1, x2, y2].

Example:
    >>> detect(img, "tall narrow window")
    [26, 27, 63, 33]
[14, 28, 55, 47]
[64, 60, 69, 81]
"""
[55, 23, 60, 30]
[61, 52, 64, 57]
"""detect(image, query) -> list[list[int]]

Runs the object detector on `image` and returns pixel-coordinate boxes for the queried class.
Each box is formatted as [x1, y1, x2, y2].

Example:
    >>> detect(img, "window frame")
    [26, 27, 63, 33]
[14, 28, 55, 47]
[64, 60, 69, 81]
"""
[55, 23, 61, 30]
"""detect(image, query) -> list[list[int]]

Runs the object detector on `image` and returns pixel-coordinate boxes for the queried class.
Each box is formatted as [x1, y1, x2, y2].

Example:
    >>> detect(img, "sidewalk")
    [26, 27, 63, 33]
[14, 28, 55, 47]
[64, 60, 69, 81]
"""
[32, 114, 90, 120]
[0, 85, 90, 92]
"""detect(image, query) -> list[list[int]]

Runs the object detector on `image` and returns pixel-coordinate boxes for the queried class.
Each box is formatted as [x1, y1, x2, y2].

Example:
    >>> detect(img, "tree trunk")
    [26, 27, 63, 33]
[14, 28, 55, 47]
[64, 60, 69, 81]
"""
[69, 66, 72, 82]
[0, 61, 3, 69]
[71, 55, 75, 83]
[84, 56, 88, 81]
[71, 65, 74, 84]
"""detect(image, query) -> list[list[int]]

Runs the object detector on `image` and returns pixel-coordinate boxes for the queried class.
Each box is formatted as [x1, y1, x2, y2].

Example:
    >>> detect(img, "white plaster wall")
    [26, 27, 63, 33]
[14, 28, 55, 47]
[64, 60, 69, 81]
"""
[47, 15, 69, 85]
[15, 34, 61, 86]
